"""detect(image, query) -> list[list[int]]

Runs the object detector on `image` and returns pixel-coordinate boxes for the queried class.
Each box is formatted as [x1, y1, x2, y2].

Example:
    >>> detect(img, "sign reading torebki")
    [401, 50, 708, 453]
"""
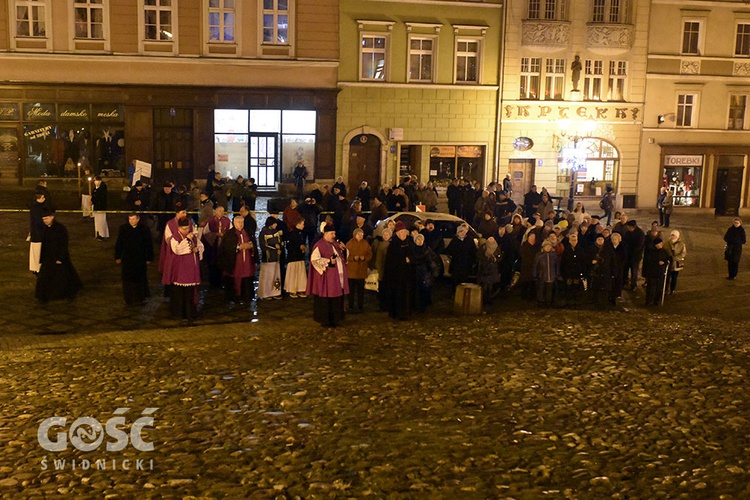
[664, 155, 703, 167]
[504, 102, 643, 122]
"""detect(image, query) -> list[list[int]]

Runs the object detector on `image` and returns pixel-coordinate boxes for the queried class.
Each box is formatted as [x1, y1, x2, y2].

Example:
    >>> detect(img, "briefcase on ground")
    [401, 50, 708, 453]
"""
[454, 283, 483, 315]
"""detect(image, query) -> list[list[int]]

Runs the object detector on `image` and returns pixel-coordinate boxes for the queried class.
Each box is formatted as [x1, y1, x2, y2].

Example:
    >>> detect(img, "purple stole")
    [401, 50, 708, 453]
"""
[306, 239, 349, 298]
[232, 229, 255, 296]
[160, 217, 193, 285]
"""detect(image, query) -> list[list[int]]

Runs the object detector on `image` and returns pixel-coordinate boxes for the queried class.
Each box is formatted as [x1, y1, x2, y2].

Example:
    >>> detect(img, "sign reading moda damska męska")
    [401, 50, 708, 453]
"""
[663, 155, 703, 167]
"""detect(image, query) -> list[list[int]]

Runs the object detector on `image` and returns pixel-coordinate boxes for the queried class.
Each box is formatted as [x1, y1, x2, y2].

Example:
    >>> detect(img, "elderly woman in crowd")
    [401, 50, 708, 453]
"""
[346, 227, 372, 313]
[445, 223, 477, 288]
[663, 229, 686, 294]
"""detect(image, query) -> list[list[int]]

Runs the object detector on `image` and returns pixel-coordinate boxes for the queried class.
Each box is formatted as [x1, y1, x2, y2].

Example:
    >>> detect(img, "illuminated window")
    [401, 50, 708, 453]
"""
[729, 95, 747, 130]
[583, 59, 603, 101]
[208, 0, 235, 42]
[545, 58, 565, 100]
[144, 0, 173, 41]
[528, 0, 566, 20]
[15, 0, 46, 37]
[361, 35, 387, 81]
[607, 60, 627, 101]
[520, 57, 541, 99]
[263, 0, 288, 44]
[74, 0, 104, 39]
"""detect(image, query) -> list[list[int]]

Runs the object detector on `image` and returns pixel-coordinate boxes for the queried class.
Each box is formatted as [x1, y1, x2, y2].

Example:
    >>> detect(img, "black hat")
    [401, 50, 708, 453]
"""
[177, 218, 190, 227]
[134, 180, 143, 187]
[425, 219, 435, 225]
[626, 220, 637, 227]
[40, 206, 55, 217]
[323, 223, 336, 233]
[265, 216, 279, 227]
[376, 194, 386, 203]
[653, 237, 663, 245]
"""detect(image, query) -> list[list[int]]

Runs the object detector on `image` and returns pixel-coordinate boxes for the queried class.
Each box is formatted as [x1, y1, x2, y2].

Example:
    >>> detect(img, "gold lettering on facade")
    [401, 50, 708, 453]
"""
[27, 108, 51, 119]
[615, 108, 627, 119]
[576, 107, 588, 118]
[60, 110, 88, 118]
[539, 106, 552, 118]
[558, 107, 569, 118]
[504, 105, 513, 118]
[517, 106, 530, 117]
[631, 108, 639, 120]
[596, 107, 607, 119]
[96, 109, 120, 118]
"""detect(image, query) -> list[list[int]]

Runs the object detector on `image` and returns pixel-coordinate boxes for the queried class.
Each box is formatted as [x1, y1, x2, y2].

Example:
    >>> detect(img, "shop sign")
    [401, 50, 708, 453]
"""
[503, 103, 642, 122]
[23, 103, 55, 122]
[664, 155, 703, 167]
[24, 125, 53, 140]
[93, 105, 124, 122]
[430, 146, 456, 158]
[59, 104, 90, 121]
[457, 146, 482, 158]
[0, 104, 19, 121]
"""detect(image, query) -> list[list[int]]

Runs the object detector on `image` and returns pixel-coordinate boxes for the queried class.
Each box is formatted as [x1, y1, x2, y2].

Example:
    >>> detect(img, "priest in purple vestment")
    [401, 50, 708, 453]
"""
[307, 223, 349, 327]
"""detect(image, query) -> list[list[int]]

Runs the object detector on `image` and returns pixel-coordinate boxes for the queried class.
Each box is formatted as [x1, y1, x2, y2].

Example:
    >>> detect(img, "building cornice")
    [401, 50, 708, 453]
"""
[338, 82, 499, 90]
[364, 0, 503, 9]
[653, 0, 750, 8]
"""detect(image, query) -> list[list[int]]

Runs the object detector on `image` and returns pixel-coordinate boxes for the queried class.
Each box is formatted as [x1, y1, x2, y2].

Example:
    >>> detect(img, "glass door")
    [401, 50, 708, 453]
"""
[249, 133, 278, 190]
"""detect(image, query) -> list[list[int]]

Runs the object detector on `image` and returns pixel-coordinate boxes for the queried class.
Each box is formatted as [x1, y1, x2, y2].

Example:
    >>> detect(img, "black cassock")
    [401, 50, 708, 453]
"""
[35, 221, 83, 302]
[114, 222, 154, 305]
[383, 237, 416, 320]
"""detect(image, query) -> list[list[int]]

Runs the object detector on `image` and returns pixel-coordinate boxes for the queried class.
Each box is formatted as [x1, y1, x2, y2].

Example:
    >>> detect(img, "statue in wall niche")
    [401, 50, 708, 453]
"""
[571, 55, 582, 91]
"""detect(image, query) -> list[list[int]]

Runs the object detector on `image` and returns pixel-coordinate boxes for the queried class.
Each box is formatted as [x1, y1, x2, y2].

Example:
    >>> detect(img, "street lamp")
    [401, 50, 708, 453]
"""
[558, 119, 595, 211]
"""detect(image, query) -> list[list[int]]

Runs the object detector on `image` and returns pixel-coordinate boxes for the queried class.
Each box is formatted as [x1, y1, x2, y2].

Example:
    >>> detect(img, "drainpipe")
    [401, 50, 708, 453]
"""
[493, 0, 508, 183]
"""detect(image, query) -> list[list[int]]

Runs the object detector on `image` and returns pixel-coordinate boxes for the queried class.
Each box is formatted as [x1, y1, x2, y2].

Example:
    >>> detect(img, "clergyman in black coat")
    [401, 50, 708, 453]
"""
[115, 213, 155, 305]
[35, 209, 83, 303]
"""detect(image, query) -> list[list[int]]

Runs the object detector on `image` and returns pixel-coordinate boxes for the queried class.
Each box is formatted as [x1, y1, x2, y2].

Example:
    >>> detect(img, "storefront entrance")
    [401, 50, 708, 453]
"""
[714, 165, 744, 216]
[349, 134, 381, 194]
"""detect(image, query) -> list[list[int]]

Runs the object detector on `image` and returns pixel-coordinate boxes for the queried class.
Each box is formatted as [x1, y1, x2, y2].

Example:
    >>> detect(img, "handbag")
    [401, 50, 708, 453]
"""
[365, 269, 379, 291]
[674, 260, 684, 270]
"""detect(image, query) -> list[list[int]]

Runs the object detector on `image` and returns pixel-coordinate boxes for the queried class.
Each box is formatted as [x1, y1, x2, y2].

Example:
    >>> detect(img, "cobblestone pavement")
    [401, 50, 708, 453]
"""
[1, 192, 750, 497]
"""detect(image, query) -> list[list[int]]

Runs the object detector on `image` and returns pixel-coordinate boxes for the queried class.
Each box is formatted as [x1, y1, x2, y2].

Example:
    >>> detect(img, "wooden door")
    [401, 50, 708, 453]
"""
[349, 134, 381, 195]
[153, 108, 193, 189]
[715, 167, 744, 216]
[509, 159, 535, 205]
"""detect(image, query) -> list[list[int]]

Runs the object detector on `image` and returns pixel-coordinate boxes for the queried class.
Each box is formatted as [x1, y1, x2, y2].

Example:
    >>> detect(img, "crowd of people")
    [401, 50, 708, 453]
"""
[26, 172, 746, 327]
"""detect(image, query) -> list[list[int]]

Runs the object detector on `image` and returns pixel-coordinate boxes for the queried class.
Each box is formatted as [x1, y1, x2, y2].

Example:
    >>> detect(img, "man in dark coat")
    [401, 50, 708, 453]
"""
[644, 237, 670, 306]
[623, 220, 645, 290]
[115, 213, 154, 305]
[125, 180, 149, 212]
[523, 185, 543, 219]
[724, 217, 746, 280]
[35, 208, 83, 303]
[446, 178, 461, 216]
[154, 181, 177, 237]
[369, 195, 388, 227]
[383, 221, 416, 320]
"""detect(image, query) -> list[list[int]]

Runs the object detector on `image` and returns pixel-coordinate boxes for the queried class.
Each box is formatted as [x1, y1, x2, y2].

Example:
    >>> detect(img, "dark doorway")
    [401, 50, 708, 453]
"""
[153, 108, 193, 189]
[349, 134, 381, 195]
[715, 167, 744, 216]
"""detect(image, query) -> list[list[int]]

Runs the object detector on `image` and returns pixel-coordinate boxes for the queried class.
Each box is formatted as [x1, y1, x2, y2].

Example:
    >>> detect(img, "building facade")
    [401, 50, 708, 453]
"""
[499, 0, 650, 209]
[337, 0, 503, 195]
[640, 0, 750, 215]
[0, 0, 338, 190]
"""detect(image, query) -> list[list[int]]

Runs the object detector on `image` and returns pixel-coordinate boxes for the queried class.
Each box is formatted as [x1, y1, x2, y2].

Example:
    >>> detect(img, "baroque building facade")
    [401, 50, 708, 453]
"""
[336, 0, 503, 195]
[640, 0, 750, 215]
[0, 0, 338, 190]
[498, 0, 650, 209]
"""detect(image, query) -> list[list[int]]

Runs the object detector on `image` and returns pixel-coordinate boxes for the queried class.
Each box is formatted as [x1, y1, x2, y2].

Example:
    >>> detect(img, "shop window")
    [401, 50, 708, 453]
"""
[208, 0, 235, 43]
[214, 109, 316, 189]
[557, 137, 619, 196]
[663, 165, 701, 206]
[428, 145, 484, 185]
